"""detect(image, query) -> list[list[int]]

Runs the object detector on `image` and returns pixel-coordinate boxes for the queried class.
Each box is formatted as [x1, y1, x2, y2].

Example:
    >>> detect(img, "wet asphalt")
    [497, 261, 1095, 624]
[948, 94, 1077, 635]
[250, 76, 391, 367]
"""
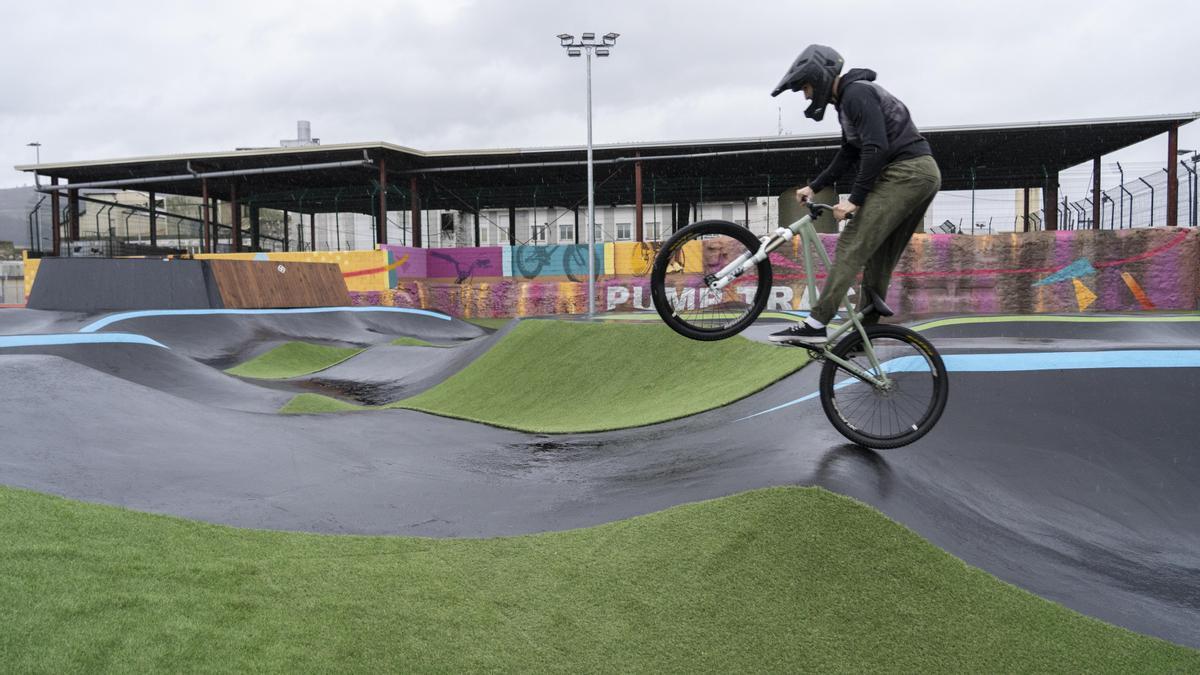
[0, 309, 1197, 648]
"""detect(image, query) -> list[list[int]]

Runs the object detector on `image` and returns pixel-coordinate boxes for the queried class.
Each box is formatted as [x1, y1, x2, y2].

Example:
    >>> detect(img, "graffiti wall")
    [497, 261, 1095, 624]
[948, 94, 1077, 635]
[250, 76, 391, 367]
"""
[18, 229, 1197, 317]
[354, 228, 1200, 318]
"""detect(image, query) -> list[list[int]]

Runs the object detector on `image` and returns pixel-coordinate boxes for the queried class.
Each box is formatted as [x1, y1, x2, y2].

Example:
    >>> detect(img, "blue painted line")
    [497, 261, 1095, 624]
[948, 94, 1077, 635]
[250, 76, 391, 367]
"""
[79, 306, 452, 333]
[0, 333, 169, 349]
[738, 349, 1200, 421]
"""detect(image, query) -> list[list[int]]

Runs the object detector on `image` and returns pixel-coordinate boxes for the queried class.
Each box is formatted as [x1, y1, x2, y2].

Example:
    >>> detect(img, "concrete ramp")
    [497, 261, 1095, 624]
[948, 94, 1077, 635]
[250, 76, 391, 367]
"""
[28, 258, 219, 311]
[27, 258, 349, 312]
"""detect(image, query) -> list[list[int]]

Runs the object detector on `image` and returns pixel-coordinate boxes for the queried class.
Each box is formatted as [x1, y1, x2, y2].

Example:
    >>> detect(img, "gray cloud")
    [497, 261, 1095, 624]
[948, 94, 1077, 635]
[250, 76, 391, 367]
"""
[4, 0, 1198, 189]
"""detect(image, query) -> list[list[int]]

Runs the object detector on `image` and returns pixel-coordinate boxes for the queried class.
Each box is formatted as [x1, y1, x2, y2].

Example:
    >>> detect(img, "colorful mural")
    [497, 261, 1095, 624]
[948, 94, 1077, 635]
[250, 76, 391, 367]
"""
[354, 229, 1200, 318]
[18, 229, 1198, 317]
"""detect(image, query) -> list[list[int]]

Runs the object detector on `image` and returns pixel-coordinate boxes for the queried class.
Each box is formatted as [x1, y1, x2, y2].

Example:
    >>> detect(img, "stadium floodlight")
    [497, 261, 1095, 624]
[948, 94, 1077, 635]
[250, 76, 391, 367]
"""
[26, 141, 41, 164]
[557, 31, 620, 317]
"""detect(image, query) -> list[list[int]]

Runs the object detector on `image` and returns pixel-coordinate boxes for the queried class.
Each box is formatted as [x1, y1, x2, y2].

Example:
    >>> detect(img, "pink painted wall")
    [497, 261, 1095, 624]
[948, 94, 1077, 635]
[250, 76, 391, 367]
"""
[358, 229, 1200, 318]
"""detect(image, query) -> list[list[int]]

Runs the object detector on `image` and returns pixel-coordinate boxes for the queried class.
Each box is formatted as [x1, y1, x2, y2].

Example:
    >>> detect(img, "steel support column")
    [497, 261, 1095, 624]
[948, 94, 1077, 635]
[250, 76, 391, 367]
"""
[410, 177, 422, 248]
[1023, 187, 1030, 232]
[201, 178, 210, 252]
[676, 201, 690, 230]
[250, 206, 260, 250]
[378, 158, 388, 246]
[50, 177, 61, 255]
[309, 213, 316, 251]
[148, 191, 158, 247]
[473, 211, 480, 247]
[283, 212, 290, 252]
[1167, 123, 1179, 226]
[1092, 158, 1101, 230]
[574, 207, 580, 242]
[508, 206, 516, 246]
[211, 197, 220, 250]
[230, 184, 240, 252]
[634, 158, 644, 242]
[1044, 181, 1059, 232]
[68, 189, 80, 241]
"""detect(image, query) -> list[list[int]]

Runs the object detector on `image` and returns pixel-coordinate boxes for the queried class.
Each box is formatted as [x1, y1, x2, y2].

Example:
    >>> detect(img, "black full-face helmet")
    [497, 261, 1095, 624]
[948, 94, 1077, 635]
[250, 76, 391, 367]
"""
[770, 44, 844, 121]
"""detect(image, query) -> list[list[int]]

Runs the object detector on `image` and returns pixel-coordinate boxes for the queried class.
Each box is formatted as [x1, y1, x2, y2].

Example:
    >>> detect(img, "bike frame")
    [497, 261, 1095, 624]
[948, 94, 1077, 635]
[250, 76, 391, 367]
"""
[706, 205, 893, 389]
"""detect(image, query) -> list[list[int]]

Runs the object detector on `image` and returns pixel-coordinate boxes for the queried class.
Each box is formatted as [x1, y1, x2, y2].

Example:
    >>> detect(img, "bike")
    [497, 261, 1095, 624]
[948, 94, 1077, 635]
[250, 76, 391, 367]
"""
[649, 203, 948, 449]
[514, 237, 589, 282]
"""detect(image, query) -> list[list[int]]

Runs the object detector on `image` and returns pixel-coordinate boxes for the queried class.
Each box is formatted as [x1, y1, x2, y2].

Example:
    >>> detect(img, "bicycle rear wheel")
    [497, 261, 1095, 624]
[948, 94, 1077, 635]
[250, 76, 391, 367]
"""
[650, 220, 772, 341]
[819, 324, 948, 449]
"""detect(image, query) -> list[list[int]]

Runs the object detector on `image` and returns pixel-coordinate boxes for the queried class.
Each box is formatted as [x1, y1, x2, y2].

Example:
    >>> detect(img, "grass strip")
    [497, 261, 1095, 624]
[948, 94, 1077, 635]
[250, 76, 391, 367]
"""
[280, 320, 809, 432]
[396, 320, 808, 432]
[279, 393, 364, 414]
[0, 485, 1193, 672]
[389, 337, 448, 348]
[463, 317, 514, 330]
[225, 342, 364, 380]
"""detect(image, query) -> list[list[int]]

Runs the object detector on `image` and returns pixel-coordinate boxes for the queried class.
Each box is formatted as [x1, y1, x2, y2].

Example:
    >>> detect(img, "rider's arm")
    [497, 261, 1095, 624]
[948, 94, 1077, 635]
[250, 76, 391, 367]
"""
[841, 86, 891, 206]
[808, 135, 859, 195]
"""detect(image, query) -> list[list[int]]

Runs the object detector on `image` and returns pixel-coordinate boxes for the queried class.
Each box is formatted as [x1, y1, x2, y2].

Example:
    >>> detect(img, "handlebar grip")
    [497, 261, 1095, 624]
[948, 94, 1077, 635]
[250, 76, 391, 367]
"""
[805, 202, 853, 221]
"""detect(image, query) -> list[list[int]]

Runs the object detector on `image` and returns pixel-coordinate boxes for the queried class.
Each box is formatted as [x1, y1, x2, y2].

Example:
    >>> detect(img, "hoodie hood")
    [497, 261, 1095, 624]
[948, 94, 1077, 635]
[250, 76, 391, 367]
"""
[835, 68, 877, 103]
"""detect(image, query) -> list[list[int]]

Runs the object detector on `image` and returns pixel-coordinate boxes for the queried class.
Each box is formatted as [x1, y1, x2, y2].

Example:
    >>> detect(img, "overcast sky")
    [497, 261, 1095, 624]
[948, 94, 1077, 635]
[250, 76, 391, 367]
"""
[3, 0, 1198, 195]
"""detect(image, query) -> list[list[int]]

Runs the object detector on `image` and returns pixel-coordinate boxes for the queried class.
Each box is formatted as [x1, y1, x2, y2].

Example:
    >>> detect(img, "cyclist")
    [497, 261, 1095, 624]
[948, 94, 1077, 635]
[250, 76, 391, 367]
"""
[767, 44, 941, 345]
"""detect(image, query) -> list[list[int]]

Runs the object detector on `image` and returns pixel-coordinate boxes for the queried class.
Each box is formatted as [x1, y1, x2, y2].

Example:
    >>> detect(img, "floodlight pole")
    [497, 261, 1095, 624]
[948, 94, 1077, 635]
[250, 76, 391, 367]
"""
[559, 32, 618, 318]
[586, 47, 595, 316]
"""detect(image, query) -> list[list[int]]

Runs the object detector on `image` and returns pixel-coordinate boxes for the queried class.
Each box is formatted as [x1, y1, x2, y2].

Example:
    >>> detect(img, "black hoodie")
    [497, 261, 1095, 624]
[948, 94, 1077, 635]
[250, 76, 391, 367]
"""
[808, 68, 932, 206]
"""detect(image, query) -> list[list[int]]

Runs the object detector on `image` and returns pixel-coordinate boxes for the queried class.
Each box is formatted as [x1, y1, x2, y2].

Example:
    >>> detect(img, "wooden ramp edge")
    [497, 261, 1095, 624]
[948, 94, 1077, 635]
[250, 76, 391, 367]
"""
[207, 260, 350, 309]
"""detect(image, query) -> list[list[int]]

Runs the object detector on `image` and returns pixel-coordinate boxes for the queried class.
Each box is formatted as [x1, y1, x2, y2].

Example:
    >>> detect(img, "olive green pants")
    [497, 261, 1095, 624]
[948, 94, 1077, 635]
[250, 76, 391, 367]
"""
[810, 154, 941, 324]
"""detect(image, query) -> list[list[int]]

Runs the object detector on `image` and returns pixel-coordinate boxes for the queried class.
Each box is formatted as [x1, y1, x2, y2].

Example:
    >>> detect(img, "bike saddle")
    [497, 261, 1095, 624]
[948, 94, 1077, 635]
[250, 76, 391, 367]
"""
[863, 287, 894, 317]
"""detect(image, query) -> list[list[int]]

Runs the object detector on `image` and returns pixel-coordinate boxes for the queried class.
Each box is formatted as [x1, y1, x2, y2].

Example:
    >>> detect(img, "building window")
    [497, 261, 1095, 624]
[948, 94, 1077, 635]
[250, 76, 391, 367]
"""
[616, 222, 632, 241]
[480, 222, 490, 245]
[722, 204, 735, 221]
[532, 224, 547, 243]
[559, 222, 574, 241]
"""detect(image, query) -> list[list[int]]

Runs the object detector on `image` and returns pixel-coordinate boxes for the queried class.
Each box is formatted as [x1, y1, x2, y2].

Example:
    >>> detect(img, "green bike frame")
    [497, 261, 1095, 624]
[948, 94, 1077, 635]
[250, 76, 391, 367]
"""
[705, 207, 893, 389]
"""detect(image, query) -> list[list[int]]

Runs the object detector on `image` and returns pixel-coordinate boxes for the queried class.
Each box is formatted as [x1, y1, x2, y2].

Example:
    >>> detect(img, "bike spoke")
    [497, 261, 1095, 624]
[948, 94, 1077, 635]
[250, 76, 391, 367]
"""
[831, 336, 941, 441]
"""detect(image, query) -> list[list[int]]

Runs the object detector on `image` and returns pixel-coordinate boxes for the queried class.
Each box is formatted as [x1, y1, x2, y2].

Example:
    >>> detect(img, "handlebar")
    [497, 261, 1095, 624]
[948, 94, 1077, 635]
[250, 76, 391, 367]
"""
[804, 201, 853, 221]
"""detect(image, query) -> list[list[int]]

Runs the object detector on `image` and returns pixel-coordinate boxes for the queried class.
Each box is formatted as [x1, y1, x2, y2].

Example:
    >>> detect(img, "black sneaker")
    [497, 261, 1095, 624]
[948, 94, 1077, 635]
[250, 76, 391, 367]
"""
[768, 322, 827, 346]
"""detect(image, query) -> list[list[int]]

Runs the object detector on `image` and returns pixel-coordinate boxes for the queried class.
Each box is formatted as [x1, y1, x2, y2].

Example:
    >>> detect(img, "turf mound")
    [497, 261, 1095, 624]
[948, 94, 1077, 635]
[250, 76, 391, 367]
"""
[226, 342, 364, 379]
[389, 337, 448, 348]
[282, 320, 810, 432]
[0, 485, 1193, 672]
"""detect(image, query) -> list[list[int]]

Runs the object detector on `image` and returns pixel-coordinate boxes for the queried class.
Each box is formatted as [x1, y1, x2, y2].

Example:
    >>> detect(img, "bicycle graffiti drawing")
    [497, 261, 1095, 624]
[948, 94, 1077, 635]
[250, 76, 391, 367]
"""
[514, 243, 590, 282]
[429, 251, 494, 284]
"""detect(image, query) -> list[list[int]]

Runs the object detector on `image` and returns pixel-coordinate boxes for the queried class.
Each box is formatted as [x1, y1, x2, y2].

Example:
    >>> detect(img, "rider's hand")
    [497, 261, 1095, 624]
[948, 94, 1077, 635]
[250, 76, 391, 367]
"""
[833, 199, 858, 222]
[795, 186, 814, 204]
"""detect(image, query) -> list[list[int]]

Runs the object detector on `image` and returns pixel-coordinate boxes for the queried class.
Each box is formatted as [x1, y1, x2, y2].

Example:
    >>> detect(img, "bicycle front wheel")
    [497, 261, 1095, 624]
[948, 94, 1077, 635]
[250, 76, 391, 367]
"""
[819, 324, 949, 449]
[650, 220, 772, 341]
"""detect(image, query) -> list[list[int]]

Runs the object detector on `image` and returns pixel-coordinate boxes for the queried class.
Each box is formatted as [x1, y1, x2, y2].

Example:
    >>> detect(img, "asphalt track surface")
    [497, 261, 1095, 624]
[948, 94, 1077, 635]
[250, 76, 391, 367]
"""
[0, 308, 1197, 649]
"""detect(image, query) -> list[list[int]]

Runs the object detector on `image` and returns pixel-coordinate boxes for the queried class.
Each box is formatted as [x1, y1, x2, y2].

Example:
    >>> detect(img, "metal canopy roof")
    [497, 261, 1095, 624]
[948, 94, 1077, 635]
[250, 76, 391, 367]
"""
[17, 112, 1198, 215]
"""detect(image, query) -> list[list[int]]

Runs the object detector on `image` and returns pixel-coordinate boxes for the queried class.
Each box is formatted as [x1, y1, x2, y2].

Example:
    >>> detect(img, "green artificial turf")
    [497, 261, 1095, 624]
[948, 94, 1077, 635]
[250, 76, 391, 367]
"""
[279, 393, 364, 414]
[389, 336, 448, 348]
[225, 342, 364, 379]
[463, 317, 514, 330]
[280, 320, 809, 431]
[0, 485, 1193, 672]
